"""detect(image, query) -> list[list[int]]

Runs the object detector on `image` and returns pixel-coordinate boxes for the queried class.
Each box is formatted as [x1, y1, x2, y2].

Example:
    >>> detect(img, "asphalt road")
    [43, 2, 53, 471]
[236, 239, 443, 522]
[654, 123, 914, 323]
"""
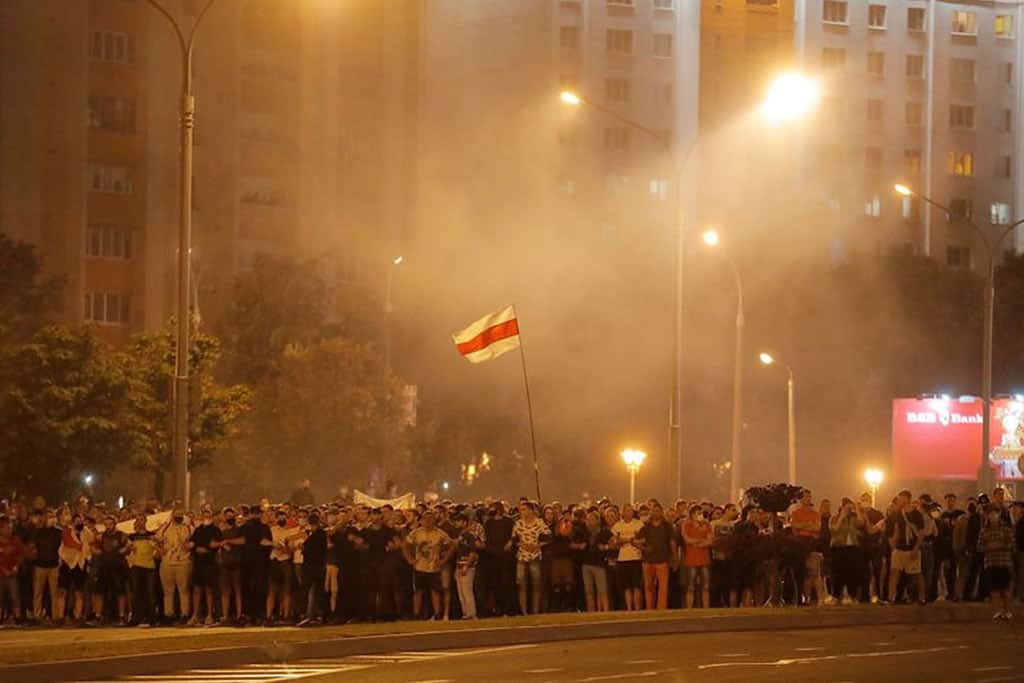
[76, 622, 1024, 683]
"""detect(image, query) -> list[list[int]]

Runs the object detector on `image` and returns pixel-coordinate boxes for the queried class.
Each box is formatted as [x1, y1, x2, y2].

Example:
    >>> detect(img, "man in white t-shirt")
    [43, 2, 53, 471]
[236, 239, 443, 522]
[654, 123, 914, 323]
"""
[611, 504, 644, 610]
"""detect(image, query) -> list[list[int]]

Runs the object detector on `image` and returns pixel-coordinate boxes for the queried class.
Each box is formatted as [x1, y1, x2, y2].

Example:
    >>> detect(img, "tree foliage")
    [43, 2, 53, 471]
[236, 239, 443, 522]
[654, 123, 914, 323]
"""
[0, 234, 63, 344]
[0, 326, 133, 500]
[122, 324, 251, 498]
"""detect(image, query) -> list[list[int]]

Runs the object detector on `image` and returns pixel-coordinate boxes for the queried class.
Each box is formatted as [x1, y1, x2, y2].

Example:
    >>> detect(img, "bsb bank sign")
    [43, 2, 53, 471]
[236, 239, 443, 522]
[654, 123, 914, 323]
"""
[893, 397, 1024, 481]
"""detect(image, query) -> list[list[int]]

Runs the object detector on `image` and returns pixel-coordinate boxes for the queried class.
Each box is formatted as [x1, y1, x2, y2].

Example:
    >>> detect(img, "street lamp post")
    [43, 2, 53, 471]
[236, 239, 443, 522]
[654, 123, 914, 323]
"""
[560, 73, 816, 500]
[144, 0, 219, 507]
[894, 184, 1024, 492]
[864, 468, 884, 508]
[621, 449, 648, 505]
[701, 231, 745, 502]
[759, 352, 797, 485]
[384, 255, 403, 369]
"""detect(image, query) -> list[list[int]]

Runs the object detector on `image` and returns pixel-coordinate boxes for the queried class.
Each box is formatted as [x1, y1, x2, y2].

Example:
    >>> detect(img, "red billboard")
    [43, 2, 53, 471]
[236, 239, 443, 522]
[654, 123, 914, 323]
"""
[892, 397, 1024, 481]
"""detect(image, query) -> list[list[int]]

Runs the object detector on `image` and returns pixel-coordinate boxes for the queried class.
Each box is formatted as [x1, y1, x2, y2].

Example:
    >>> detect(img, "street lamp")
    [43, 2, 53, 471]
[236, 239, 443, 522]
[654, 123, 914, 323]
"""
[759, 352, 797, 485]
[561, 72, 818, 500]
[864, 468, 884, 507]
[384, 255, 404, 368]
[621, 449, 647, 505]
[144, 0, 220, 508]
[701, 230, 745, 503]
[893, 183, 1024, 491]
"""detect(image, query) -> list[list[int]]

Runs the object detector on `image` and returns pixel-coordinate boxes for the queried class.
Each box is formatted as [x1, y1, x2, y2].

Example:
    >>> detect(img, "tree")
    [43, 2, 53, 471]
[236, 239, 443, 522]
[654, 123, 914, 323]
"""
[123, 323, 251, 499]
[264, 338, 408, 491]
[0, 234, 64, 345]
[0, 326, 133, 500]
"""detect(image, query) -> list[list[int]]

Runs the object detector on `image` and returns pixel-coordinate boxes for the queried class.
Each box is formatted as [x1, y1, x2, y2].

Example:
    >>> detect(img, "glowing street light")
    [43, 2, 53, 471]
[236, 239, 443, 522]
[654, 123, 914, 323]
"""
[559, 90, 582, 106]
[893, 183, 1024, 492]
[864, 468, 884, 507]
[701, 229, 745, 503]
[760, 72, 821, 124]
[392, 255, 404, 265]
[621, 449, 647, 504]
[759, 351, 797, 485]
[83, 473, 95, 487]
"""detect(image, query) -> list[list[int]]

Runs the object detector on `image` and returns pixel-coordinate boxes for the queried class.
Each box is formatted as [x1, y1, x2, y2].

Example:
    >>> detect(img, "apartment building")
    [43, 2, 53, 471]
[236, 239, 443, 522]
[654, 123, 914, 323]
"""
[795, 0, 1024, 266]
[0, 0, 418, 342]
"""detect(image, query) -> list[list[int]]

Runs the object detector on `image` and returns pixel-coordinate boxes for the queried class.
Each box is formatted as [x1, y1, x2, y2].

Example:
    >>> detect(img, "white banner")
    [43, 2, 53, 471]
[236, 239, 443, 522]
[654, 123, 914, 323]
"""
[353, 490, 416, 510]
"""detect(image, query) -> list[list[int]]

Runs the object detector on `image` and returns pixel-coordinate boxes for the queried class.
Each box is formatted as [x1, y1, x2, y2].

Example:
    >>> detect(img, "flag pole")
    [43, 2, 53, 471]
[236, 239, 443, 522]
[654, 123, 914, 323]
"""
[516, 314, 542, 503]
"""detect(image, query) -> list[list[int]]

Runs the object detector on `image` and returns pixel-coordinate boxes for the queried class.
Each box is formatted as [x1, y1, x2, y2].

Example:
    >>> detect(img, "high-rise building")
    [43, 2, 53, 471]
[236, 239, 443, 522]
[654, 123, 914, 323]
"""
[0, 0, 418, 343]
[794, 0, 1024, 266]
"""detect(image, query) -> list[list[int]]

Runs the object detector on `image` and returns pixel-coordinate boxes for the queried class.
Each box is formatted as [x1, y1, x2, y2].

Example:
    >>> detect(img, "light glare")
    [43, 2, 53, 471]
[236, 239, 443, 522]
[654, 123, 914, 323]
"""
[864, 468, 884, 487]
[759, 352, 775, 366]
[620, 448, 647, 468]
[894, 184, 913, 197]
[761, 73, 820, 123]
[393, 255, 404, 265]
[559, 91, 582, 106]
[702, 230, 720, 247]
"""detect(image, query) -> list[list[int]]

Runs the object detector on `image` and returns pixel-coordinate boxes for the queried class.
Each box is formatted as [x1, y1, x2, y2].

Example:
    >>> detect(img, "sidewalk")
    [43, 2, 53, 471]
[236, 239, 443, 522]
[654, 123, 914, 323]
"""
[0, 604, 999, 683]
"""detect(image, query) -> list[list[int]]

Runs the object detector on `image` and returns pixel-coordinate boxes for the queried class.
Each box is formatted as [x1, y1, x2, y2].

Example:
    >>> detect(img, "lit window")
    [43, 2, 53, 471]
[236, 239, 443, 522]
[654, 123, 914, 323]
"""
[605, 78, 631, 103]
[904, 149, 922, 175]
[603, 127, 630, 150]
[607, 0, 635, 7]
[87, 95, 136, 133]
[865, 147, 883, 170]
[868, 4, 886, 29]
[992, 202, 1013, 225]
[864, 196, 882, 217]
[946, 246, 971, 269]
[606, 29, 633, 55]
[905, 101, 922, 127]
[649, 178, 670, 198]
[867, 99, 884, 122]
[947, 152, 974, 177]
[905, 54, 924, 79]
[996, 15, 1015, 38]
[949, 105, 975, 129]
[907, 7, 926, 32]
[951, 58, 976, 83]
[868, 52, 885, 77]
[653, 33, 673, 58]
[823, 1, 848, 25]
[822, 47, 846, 69]
[653, 0, 674, 9]
[559, 26, 579, 49]
[902, 197, 921, 221]
[89, 31, 135, 64]
[951, 11, 976, 35]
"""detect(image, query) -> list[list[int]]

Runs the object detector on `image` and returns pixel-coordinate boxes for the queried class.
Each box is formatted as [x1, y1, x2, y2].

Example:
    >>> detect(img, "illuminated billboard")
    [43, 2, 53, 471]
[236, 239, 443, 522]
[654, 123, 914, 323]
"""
[892, 397, 1024, 481]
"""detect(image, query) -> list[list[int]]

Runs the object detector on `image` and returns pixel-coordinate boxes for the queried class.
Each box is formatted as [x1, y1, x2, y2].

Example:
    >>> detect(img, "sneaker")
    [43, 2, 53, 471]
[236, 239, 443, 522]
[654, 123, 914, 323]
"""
[935, 595, 946, 603]
[1005, 611, 1014, 620]
[841, 596, 854, 606]
[993, 611, 1006, 620]
[870, 595, 879, 604]
[297, 617, 312, 627]
[137, 622, 151, 629]
[186, 615, 200, 627]
[203, 616, 215, 627]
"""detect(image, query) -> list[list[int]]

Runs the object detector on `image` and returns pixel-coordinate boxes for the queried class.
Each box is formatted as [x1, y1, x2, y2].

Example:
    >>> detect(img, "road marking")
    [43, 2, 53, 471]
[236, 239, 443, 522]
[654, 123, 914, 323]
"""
[871, 641, 894, 646]
[975, 667, 1016, 673]
[578, 670, 677, 682]
[795, 647, 826, 651]
[525, 668, 565, 674]
[407, 680, 454, 683]
[717, 653, 750, 658]
[698, 644, 969, 670]
[976, 676, 1024, 683]
[627, 659, 662, 664]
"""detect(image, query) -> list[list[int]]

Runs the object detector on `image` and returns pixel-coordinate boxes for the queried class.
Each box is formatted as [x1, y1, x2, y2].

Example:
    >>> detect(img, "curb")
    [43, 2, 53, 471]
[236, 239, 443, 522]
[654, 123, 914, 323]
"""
[2, 605, 996, 683]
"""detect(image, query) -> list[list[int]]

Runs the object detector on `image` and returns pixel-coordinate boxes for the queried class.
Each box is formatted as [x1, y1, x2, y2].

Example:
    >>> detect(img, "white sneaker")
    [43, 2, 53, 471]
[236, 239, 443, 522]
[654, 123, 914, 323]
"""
[1004, 611, 1014, 620]
[841, 596, 854, 606]
[993, 611, 1006, 620]
[204, 615, 215, 626]
[870, 595, 879, 604]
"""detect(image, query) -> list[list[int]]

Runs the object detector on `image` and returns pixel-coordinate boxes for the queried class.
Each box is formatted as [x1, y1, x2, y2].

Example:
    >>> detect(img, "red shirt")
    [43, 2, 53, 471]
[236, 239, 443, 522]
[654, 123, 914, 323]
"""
[0, 535, 25, 578]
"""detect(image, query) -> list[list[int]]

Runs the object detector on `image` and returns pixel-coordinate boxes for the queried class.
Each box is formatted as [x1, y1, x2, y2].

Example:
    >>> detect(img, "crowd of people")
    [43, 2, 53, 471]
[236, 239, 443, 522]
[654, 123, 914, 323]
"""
[0, 483, 1021, 628]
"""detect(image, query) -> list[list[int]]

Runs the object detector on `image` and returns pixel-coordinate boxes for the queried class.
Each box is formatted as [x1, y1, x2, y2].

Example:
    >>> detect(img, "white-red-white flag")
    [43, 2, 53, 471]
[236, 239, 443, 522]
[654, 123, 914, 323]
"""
[452, 305, 520, 364]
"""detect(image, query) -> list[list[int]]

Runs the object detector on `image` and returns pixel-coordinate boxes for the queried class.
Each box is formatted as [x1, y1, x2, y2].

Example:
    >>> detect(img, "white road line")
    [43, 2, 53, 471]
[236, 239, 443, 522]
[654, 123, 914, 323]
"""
[871, 642, 895, 646]
[627, 659, 662, 664]
[698, 644, 969, 670]
[975, 667, 1017, 673]
[977, 676, 1024, 683]
[795, 647, 826, 652]
[578, 670, 678, 682]
[525, 668, 565, 674]
[717, 653, 750, 658]
[407, 679, 454, 683]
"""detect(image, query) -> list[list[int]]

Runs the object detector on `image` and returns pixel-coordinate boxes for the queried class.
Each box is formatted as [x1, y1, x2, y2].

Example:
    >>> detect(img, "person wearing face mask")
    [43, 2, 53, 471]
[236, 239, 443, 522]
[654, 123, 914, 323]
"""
[56, 513, 89, 623]
[30, 512, 63, 622]
[266, 509, 297, 624]
[127, 514, 157, 627]
[157, 509, 194, 624]
[977, 504, 1016, 619]
[217, 508, 244, 624]
[681, 504, 712, 609]
[189, 508, 222, 626]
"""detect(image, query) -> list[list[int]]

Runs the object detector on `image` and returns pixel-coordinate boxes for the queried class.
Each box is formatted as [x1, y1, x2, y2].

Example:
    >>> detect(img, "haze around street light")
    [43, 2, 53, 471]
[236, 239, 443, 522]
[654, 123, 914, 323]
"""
[759, 72, 820, 123]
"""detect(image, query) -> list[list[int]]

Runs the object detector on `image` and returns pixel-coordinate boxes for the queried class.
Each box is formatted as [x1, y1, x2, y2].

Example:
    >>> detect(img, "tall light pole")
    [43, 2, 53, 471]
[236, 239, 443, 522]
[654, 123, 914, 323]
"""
[864, 468, 884, 508]
[759, 352, 797, 485]
[144, 0, 219, 506]
[894, 184, 1024, 492]
[560, 73, 817, 500]
[621, 449, 647, 505]
[384, 255, 403, 369]
[701, 230, 745, 502]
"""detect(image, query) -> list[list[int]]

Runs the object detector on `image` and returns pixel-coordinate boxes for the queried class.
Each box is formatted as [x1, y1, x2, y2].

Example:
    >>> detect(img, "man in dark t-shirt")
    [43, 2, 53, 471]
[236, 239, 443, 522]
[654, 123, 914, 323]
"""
[482, 503, 516, 616]
[240, 506, 271, 622]
[190, 510, 222, 625]
[635, 502, 678, 610]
